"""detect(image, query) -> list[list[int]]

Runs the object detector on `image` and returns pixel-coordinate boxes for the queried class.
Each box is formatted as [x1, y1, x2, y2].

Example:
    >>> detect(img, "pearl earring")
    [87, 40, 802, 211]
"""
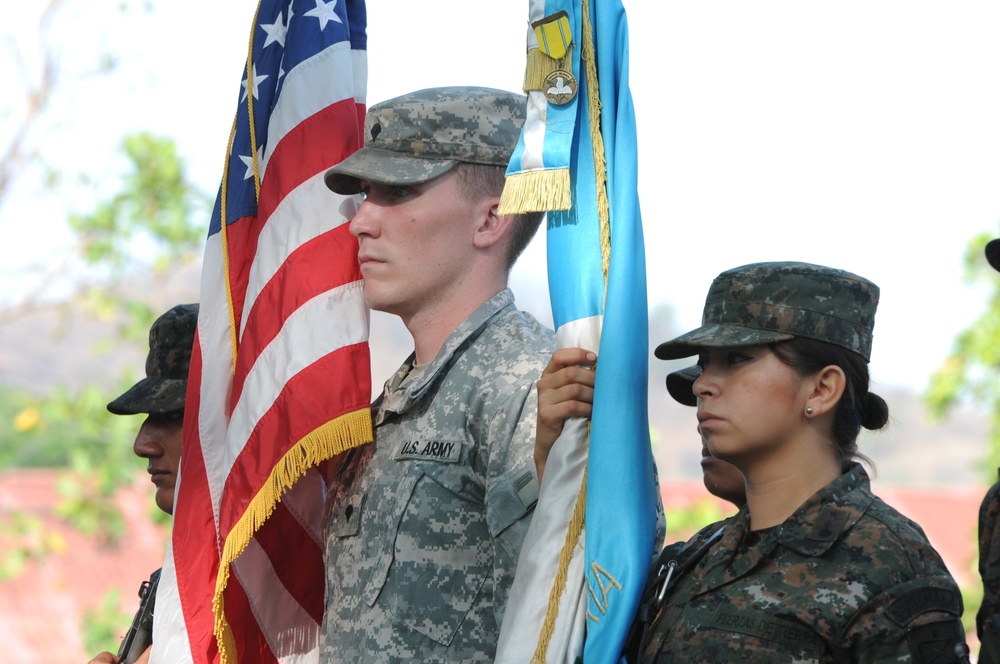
[805, 406, 814, 415]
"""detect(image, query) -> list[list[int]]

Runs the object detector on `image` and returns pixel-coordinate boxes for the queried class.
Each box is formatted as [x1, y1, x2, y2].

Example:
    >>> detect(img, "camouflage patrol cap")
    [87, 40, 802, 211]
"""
[107, 303, 199, 415]
[654, 262, 879, 361]
[666, 364, 701, 407]
[324, 86, 526, 195]
[986, 238, 1000, 272]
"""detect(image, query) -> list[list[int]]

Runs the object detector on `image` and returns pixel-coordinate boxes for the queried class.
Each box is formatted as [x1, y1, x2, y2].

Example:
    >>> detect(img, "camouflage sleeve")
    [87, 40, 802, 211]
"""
[978, 477, 1000, 663]
[483, 378, 542, 624]
[837, 575, 969, 663]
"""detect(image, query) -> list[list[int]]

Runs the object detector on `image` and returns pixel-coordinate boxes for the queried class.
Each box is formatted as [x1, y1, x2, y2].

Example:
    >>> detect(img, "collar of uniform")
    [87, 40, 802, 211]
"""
[774, 463, 875, 557]
[376, 288, 516, 419]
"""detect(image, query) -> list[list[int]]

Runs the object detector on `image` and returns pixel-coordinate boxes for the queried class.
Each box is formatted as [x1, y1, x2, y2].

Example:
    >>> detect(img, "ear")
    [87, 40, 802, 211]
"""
[472, 197, 514, 251]
[804, 365, 846, 418]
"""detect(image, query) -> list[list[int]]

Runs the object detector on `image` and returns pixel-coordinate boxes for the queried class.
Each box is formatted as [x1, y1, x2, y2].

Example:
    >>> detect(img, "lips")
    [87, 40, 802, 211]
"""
[148, 468, 172, 484]
[697, 411, 722, 426]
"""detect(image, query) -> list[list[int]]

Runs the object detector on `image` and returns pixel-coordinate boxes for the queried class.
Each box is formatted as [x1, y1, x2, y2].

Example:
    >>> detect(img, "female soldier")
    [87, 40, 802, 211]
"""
[536, 261, 969, 663]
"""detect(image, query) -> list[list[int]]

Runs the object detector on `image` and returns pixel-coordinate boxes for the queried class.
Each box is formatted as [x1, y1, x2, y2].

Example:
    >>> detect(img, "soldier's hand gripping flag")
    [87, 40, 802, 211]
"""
[496, 0, 659, 662]
[151, 1, 371, 662]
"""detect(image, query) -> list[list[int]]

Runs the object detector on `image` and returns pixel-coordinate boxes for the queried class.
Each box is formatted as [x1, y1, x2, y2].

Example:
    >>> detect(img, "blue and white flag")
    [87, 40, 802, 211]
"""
[497, 0, 658, 662]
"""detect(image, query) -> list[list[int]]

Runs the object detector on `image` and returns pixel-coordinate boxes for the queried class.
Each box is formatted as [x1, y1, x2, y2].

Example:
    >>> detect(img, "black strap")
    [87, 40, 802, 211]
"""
[623, 525, 725, 662]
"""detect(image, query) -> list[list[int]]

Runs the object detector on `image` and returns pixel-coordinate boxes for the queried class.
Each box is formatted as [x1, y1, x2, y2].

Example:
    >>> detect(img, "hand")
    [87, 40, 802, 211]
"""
[87, 653, 119, 664]
[535, 347, 597, 483]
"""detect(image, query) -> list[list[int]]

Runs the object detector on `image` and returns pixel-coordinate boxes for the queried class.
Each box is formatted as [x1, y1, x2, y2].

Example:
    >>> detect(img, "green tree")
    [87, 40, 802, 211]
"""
[925, 229, 999, 644]
[925, 231, 1000, 478]
[82, 587, 131, 655]
[1, 2, 204, 656]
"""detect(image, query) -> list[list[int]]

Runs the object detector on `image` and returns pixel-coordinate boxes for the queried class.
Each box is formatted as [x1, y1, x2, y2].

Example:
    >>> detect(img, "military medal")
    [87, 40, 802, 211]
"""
[530, 11, 577, 105]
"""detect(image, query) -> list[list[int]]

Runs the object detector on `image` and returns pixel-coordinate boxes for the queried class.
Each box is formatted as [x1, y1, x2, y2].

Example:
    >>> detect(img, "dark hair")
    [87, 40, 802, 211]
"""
[455, 163, 544, 269]
[770, 337, 888, 466]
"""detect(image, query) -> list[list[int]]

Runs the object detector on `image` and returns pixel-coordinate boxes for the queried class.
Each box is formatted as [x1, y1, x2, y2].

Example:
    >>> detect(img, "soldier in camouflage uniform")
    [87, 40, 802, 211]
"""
[88, 303, 198, 664]
[106, 303, 198, 516]
[977, 469, 1000, 664]
[977, 239, 1000, 664]
[539, 262, 968, 662]
[320, 87, 554, 663]
[666, 365, 746, 508]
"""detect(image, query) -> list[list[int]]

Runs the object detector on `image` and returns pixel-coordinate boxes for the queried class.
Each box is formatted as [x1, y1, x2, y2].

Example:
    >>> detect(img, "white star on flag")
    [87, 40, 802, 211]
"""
[240, 63, 270, 102]
[304, 0, 342, 31]
[238, 144, 265, 180]
[260, 12, 287, 48]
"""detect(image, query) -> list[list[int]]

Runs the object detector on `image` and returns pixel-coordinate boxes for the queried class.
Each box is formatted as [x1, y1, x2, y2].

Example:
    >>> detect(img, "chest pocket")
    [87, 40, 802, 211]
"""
[646, 605, 827, 662]
[373, 461, 493, 646]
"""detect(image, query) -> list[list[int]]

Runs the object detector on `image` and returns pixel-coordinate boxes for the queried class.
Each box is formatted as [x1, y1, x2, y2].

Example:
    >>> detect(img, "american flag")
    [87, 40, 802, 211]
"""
[151, 1, 370, 662]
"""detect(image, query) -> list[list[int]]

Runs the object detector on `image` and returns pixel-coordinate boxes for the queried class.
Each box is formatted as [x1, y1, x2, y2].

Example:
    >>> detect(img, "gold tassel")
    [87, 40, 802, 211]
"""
[213, 407, 374, 663]
[499, 169, 572, 216]
[525, 48, 553, 91]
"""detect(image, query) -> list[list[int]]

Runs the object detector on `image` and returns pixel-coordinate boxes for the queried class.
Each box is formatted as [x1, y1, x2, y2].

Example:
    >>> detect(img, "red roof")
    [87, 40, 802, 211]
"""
[0, 470, 168, 661]
[661, 478, 982, 586]
[0, 471, 985, 659]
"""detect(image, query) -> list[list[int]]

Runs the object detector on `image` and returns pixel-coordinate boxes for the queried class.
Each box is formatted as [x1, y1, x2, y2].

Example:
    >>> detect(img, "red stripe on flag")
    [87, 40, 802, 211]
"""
[254, 501, 326, 623]
[174, 337, 222, 663]
[256, 99, 365, 223]
[230, 223, 363, 406]
[218, 342, 370, 535]
[221, 214, 257, 368]
[224, 568, 278, 663]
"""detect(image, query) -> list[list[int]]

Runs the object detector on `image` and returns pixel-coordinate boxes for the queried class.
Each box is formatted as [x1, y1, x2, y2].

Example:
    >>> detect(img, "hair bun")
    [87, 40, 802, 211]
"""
[860, 392, 889, 430]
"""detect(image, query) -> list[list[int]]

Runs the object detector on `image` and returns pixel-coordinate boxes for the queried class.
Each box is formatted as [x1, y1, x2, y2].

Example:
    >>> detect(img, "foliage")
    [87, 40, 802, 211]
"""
[663, 498, 734, 546]
[81, 587, 131, 656]
[0, 385, 141, 469]
[0, 383, 147, 563]
[69, 132, 208, 273]
[0, 510, 68, 581]
[925, 231, 1000, 480]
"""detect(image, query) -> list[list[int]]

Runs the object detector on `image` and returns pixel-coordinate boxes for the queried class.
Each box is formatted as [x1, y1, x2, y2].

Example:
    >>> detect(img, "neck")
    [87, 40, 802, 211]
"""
[740, 434, 842, 531]
[403, 277, 506, 365]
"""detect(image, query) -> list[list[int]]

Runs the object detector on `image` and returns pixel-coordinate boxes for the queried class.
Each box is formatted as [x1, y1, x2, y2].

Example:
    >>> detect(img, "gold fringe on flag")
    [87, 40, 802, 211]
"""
[525, 47, 554, 91]
[213, 408, 374, 663]
[498, 168, 572, 216]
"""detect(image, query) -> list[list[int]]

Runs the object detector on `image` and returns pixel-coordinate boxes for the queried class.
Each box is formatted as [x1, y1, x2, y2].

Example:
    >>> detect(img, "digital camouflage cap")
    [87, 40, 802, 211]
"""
[324, 86, 526, 195]
[107, 303, 198, 415]
[654, 262, 879, 362]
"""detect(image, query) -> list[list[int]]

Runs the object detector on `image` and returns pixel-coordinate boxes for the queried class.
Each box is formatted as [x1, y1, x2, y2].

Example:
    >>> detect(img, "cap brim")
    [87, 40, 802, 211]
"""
[654, 324, 795, 360]
[666, 364, 701, 407]
[324, 148, 459, 194]
[987, 239, 1000, 273]
[107, 377, 187, 415]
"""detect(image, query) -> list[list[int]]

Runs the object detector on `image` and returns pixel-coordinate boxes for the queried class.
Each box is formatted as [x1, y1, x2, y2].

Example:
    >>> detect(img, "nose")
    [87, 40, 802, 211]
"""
[348, 196, 379, 239]
[133, 417, 164, 459]
[692, 368, 717, 400]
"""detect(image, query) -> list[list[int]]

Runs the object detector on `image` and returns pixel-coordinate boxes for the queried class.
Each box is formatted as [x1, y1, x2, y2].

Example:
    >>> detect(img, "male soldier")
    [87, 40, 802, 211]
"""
[320, 86, 554, 662]
[87, 303, 198, 664]
[977, 239, 1000, 663]
[665, 365, 746, 508]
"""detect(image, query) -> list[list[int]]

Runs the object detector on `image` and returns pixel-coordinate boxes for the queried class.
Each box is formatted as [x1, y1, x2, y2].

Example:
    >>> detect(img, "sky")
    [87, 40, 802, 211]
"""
[3, 0, 1000, 395]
